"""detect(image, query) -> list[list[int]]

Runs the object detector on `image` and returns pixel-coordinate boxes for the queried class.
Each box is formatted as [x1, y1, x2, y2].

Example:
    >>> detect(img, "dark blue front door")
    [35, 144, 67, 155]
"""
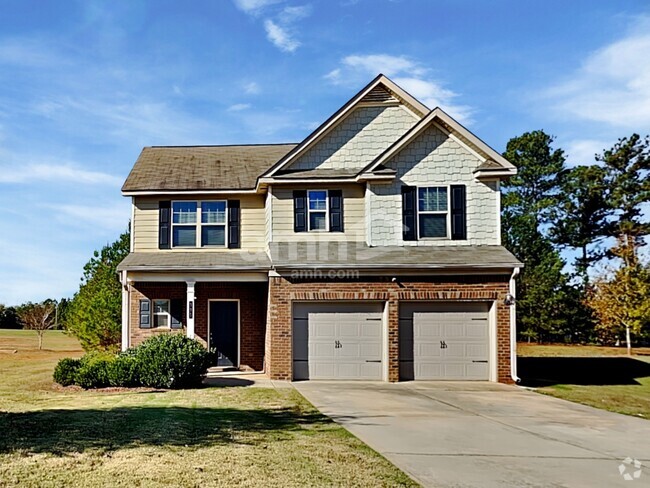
[209, 301, 238, 367]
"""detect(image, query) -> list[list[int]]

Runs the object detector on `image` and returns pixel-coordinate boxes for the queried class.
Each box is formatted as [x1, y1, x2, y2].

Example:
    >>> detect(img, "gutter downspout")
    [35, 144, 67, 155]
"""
[510, 267, 520, 383]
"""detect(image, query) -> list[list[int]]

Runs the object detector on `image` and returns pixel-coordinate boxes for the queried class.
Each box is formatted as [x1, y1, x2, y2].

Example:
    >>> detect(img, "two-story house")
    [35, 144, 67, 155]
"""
[117, 74, 522, 384]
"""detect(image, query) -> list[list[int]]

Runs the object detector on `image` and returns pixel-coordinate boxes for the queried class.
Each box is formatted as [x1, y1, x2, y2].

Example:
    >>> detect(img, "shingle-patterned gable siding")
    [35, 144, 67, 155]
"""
[290, 105, 417, 172]
[368, 125, 499, 246]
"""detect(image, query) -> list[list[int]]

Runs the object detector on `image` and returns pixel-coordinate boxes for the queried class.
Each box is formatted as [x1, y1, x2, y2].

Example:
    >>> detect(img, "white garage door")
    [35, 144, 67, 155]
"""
[293, 302, 384, 380]
[399, 302, 490, 380]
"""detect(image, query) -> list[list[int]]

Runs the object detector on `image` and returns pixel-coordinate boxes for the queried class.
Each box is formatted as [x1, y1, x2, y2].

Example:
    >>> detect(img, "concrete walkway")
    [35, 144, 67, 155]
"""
[294, 381, 650, 488]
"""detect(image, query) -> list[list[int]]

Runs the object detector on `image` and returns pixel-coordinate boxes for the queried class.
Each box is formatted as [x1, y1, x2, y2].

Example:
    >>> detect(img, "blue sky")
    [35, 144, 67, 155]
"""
[0, 0, 649, 305]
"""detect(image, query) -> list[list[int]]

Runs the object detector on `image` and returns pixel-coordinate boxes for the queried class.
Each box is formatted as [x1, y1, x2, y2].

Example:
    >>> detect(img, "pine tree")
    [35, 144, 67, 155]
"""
[65, 229, 130, 352]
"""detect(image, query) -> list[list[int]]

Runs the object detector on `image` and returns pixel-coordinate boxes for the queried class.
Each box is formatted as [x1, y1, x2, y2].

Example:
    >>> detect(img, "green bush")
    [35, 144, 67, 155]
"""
[134, 335, 210, 389]
[53, 335, 209, 389]
[107, 353, 139, 387]
[74, 353, 114, 389]
[53, 358, 81, 386]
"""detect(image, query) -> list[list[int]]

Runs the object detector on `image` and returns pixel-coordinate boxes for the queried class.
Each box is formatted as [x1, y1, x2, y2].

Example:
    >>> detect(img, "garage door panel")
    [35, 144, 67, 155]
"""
[466, 362, 489, 378]
[417, 363, 442, 378]
[466, 323, 488, 338]
[417, 343, 442, 358]
[312, 362, 336, 378]
[401, 303, 490, 381]
[311, 343, 336, 359]
[466, 343, 488, 358]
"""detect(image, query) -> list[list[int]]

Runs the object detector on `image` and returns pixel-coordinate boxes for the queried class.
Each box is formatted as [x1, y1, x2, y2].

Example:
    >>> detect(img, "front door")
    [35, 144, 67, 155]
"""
[209, 301, 239, 367]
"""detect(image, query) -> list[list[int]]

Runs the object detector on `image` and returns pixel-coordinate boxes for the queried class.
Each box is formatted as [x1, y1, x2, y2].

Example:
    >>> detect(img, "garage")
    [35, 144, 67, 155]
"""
[399, 302, 490, 380]
[292, 302, 384, 380]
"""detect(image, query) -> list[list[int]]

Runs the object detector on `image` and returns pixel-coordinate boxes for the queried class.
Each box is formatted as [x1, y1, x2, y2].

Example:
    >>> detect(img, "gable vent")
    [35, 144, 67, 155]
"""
[361, 86, 398, 104]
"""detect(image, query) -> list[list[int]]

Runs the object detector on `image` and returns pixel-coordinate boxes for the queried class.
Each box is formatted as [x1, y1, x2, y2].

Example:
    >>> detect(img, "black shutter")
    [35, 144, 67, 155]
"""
[293, 190, 307, 232]
[228, 200, 241, 249]
[329, 190, 343, 232]
[451, 185, 467, 240]
[139, 299, 151, 329]
[402, 186, 417, 241]
[170, 299, 183, 329]
[159, 201, 171, 249]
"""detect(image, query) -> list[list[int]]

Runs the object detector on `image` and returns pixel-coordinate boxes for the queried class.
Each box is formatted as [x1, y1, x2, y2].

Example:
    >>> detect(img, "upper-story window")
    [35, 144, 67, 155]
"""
[172, 201, 227, 247]
[418, 186, 448, 238]
[308, 190, 328, 231]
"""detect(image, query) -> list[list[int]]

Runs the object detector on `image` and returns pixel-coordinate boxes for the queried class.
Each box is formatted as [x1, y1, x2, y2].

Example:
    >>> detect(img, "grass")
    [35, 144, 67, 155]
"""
[518, 343, 650, 419]
[0, 329, 416, 487]
[518, 342, 650, 357]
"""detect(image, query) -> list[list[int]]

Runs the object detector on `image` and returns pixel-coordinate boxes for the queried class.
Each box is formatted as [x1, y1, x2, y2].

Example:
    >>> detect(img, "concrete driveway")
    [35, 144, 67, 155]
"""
[294, 381, 650, 487]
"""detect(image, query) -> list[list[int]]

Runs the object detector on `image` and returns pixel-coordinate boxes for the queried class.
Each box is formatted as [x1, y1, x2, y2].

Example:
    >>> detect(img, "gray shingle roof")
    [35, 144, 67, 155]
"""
[269, 242, 522, 269]
[117, 252, 272, 271]
[122, 144, 297, 192]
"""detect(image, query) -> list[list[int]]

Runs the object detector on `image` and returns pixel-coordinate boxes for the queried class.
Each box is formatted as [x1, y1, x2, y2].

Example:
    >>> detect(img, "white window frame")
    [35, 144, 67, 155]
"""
[171, 200, 228, 248]
[153, 299, 170, 328]
[417, 185, 450, 239]
[307, 190, 329, 232]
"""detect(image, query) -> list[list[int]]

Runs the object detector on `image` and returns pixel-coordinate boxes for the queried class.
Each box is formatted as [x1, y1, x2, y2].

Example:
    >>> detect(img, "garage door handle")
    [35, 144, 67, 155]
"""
[365, 360, 381, 363]
[472, 360, 488, 363]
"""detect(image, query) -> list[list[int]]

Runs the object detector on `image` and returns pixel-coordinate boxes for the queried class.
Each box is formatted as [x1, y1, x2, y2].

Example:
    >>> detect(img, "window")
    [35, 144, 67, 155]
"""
[418, 187, 448, 238]
[153, 299, 170, 328]
[308, 190, 328, 231]
[201, 201, 227, 246]
[172, 201, 227, 247]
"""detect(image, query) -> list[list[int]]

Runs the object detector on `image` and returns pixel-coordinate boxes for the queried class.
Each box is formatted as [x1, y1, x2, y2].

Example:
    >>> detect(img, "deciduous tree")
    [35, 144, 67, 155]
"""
[17, 301, 56, 350]
[587, 242, 650, 354]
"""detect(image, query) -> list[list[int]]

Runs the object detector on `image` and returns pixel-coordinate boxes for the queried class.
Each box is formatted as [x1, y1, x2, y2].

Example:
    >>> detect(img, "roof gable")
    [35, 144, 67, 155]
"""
[362, 108, 516, 177]
[262, 74, 429, 179]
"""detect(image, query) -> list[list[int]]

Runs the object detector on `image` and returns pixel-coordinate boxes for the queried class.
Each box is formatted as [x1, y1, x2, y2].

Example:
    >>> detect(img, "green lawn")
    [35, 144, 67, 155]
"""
[518, 343, 650, 419]
[0, 329, 416, 487]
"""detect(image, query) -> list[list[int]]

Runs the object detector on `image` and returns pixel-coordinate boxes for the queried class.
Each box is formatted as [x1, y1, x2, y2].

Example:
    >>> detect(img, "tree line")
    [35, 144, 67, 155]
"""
[502, 131, 649, 349]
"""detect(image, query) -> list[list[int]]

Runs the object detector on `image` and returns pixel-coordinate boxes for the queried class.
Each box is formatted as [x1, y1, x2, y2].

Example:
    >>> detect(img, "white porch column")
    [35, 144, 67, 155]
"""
[186, 281, 196, 339]
[120, 271, 130, 351]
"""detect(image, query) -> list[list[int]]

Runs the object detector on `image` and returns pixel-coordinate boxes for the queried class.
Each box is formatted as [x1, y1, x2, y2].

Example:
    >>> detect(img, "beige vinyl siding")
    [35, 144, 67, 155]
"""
[270, 184, 366, 242]
[133, 194, 266, 251]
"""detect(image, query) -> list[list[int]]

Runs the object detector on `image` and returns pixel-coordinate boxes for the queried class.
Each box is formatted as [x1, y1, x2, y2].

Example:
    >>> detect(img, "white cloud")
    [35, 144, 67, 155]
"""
[546, 20, 650, 128]
[232, 0, 281, 15]
[48, 203, 130, 232]
[325, 54, 474, 124]
[279, 5, 311, 23]
[264, 19, 300, 53]
[0, 163, 122, 186]
[563, 139, 610, 167]
[228, 103, 251, 111]
[244, 81, 260, 94]
[234, 1, 309, 53]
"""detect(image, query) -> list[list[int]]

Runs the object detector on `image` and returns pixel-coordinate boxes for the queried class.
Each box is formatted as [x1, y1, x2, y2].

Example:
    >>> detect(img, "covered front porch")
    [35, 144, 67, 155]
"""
[117, 252, 271, 372]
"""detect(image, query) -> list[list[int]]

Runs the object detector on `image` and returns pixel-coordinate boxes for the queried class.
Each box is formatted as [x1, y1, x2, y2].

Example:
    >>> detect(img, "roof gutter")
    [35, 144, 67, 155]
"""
[272, 263, 523, 270]
[510, 267, 521, 384]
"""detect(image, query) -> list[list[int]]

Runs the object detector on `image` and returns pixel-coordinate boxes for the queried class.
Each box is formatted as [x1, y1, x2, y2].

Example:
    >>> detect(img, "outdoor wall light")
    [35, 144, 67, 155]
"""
[504, 294, 516, 306]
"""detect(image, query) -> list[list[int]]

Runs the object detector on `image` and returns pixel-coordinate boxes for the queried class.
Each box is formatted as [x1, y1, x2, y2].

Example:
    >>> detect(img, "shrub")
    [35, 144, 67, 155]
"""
[134, 335, 210, 389]
[53, 358, 81, 386]
[107, 353, 139, 387]
[74, 353, 114, 389]
[52, 335, 209, 389]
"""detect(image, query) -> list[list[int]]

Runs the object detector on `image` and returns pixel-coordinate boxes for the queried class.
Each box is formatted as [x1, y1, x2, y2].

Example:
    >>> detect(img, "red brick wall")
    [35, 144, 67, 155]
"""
[129, 281, 267, 371]
[265, 274, 513, 383]
[195, 282, 267, 371]
[129, 282, 186, 346]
